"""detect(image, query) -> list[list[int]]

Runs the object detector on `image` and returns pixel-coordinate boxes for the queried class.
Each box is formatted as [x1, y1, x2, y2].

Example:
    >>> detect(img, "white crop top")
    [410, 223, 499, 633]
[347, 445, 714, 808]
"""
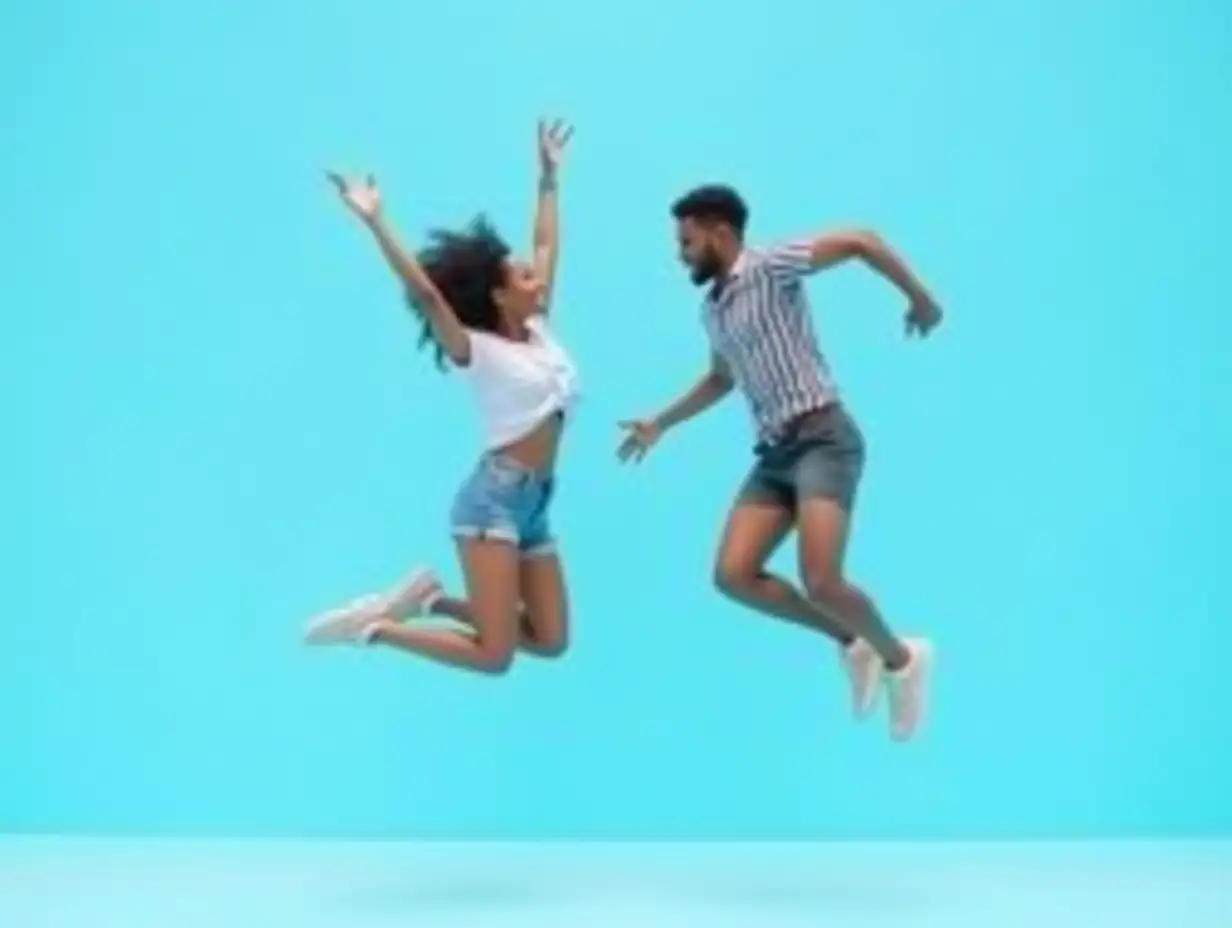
[460, 315, 581, 450]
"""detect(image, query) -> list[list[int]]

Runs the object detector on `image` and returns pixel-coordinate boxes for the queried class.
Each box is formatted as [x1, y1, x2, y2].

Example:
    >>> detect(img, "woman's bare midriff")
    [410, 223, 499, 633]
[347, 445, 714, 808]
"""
[495, 411, 565, 473]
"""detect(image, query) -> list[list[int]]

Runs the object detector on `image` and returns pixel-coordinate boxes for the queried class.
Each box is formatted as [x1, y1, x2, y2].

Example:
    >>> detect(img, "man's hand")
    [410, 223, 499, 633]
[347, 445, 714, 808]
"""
[326, 171, 382, 224]
[905, 294, 943, 338]
[538, 118, 574, 176]
[616, 418, 663, 463]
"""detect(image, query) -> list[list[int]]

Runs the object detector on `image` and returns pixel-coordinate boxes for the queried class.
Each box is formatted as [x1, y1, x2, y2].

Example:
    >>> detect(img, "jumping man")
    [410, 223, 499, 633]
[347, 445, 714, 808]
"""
[618, 185, 942, 741]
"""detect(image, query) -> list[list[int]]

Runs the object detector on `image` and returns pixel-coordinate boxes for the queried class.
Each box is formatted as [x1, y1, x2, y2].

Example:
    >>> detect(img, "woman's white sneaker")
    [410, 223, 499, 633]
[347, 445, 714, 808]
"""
[382, 566, 444, 619]
[304, 594, 385, 646]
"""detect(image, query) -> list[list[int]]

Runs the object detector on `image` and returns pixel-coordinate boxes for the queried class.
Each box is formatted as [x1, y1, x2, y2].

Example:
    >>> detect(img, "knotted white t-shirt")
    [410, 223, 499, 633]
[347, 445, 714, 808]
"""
[460, 315, 580, 450]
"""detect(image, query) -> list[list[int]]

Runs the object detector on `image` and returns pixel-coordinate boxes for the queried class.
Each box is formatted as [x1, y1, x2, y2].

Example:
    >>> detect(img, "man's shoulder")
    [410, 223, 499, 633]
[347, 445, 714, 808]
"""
[740, 244, 776, 266]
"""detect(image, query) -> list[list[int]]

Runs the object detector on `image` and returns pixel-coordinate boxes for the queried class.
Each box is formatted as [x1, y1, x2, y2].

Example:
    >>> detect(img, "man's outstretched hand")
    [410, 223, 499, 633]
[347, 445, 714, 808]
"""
[905, 294, 943, 338]
[616, 418, 663, 463]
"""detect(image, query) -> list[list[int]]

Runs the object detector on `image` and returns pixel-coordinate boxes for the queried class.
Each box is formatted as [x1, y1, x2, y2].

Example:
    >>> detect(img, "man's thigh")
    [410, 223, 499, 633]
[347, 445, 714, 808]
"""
[715, 463, 795, 577]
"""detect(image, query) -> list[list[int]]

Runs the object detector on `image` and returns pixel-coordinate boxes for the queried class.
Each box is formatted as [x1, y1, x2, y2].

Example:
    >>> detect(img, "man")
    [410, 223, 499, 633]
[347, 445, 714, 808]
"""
[618, 184, 942, 741]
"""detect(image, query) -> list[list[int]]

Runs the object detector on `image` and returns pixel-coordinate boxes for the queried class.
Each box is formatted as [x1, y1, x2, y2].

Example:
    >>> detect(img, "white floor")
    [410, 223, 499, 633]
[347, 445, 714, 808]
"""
[1, 839, 1230, 927]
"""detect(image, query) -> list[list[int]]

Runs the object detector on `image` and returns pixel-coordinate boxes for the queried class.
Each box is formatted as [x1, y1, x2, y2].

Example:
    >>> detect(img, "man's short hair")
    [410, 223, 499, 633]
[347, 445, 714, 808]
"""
[670, 184, 749, 237]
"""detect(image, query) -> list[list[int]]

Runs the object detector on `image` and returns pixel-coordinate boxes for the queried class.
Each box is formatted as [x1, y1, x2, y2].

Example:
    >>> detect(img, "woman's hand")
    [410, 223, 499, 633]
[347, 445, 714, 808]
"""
[537, 119, 574, 177]
[326, 171, 382, 224]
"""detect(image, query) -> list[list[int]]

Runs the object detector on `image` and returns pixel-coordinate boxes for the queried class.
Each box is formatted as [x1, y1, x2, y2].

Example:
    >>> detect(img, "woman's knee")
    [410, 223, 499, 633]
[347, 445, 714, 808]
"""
[528, 634, 568, 659]
[469, 608, 519, 674]
[472, 637, 516, 674]
[520, 609, 568, 659]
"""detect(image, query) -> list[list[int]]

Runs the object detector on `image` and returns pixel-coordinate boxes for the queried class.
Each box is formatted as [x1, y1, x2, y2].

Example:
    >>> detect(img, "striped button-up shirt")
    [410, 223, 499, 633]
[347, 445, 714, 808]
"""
[702, 240, 837, 446]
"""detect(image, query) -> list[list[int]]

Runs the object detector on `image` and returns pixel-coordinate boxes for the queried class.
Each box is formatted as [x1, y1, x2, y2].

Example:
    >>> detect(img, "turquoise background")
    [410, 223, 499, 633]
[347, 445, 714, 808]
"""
[3, 0, 1229, 839]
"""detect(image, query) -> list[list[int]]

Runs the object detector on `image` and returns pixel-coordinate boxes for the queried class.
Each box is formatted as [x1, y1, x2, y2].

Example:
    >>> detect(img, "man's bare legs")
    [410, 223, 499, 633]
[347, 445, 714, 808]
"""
[794, 495, 933, 740]
[713, 494, 909, 666]
[711, 494, 932, 733]
[795, 497, 909, 670]
[712, 499, 891, 717]
[713, 500, 856, 645]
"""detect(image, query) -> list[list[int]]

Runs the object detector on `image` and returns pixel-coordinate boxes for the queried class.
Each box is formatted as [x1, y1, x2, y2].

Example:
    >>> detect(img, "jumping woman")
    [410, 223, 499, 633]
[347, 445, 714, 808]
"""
[304, 120, 579, 674]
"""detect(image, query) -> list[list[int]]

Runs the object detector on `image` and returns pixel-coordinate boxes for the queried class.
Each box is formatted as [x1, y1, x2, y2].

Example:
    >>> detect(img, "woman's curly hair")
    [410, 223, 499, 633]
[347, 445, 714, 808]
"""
[406, 216, 511, 369]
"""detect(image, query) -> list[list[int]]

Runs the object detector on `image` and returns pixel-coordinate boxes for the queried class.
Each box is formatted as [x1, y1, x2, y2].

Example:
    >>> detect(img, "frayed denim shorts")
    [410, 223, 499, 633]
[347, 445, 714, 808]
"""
[450, 454, 556, 557]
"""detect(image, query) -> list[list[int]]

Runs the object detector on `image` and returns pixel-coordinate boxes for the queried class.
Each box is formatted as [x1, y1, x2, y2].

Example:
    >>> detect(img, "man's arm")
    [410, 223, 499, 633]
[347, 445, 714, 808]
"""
[810, 230, 936, 305]
[766, 230, 935, 302]
[618, 353, 733, 462]
[652, 353, 734, 432]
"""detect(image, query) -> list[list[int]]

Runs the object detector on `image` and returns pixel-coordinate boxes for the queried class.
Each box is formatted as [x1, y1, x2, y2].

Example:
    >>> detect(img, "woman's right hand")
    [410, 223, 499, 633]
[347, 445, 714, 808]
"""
[326, 171, 382, 224]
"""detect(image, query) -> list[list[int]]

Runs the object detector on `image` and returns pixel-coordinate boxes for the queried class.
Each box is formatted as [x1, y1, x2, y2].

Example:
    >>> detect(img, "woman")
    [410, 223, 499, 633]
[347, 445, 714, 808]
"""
[304, 120, 579, 674]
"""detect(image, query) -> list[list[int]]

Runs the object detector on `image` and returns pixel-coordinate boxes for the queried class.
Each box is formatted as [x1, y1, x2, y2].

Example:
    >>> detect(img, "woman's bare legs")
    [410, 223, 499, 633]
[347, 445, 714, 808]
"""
[426, 548, 569, 659]
[367, 538, 521, 674]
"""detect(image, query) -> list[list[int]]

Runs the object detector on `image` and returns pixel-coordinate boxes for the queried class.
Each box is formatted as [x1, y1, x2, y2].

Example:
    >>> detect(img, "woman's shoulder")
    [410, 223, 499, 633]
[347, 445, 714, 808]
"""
[464, 316, 556, 360]
[528, 312, 568, 344]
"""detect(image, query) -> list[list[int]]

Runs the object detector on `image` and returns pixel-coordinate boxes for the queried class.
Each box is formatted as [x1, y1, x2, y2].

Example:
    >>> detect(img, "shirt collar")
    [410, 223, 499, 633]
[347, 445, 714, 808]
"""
[728, 250, 750, 279]
[708, 250, 750, 303]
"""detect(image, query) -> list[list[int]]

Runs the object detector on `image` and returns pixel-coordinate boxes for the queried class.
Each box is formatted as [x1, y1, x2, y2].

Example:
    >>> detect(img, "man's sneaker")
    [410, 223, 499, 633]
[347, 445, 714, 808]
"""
[381, 566, 443, 620]
[841, 638, 883, 718]
[885, 639, 934, 741]
[304, 594, 385, 646]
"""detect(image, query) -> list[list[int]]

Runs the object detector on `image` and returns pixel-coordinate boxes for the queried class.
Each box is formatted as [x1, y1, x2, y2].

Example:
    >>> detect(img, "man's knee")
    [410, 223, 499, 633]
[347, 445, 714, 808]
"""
[802, 566, 846, 606]
[714, 558, 760, 599]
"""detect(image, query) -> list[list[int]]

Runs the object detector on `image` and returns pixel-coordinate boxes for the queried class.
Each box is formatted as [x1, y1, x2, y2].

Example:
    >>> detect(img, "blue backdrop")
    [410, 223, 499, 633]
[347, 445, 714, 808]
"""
[3, 0, 1229, 839]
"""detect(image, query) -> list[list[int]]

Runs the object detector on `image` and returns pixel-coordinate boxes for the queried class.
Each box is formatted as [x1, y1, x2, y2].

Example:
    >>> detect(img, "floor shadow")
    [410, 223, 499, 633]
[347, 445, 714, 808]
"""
[335, 876, 550, 915]
[331, 868, 923, 919]
[661, 871, 925, 915]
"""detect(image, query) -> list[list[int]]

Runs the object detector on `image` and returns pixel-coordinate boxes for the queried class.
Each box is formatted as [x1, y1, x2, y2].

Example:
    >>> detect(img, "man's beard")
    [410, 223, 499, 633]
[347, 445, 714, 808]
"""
[689, 251, 722, 286]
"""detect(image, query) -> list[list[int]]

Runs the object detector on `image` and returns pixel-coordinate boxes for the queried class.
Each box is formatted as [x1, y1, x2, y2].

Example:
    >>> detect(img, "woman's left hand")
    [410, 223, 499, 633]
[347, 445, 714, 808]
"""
[538, 118, 574, 175]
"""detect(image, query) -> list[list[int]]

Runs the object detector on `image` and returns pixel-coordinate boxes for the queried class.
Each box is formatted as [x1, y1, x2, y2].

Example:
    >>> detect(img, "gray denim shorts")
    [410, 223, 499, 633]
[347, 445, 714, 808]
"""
[738, 403, 867, 513]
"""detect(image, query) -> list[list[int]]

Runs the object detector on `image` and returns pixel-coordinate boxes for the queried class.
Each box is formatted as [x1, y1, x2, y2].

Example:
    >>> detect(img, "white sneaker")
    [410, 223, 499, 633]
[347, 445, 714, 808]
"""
[304, 594, 385, 646]
[841, 638, 883, 718]
[381, 566, 443, 619]
[885, 639, 934, 742]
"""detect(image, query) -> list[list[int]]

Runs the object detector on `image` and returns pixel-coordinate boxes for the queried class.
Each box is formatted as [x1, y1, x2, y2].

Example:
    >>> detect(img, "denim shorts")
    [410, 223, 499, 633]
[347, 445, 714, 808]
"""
[450, 454, 556, 557]
[738, 403, 867, 513]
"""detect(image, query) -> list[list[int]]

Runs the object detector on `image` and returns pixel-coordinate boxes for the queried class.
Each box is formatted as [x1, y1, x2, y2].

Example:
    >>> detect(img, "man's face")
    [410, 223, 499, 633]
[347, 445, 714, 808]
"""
[676, 217, 725, 286]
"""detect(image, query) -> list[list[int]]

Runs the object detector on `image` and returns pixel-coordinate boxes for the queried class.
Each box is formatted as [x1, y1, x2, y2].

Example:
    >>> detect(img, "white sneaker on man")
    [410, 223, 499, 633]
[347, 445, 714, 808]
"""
[841, 638, 883, 718]
[303, 594, 385, 646]
[885, 639, 934, 741]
